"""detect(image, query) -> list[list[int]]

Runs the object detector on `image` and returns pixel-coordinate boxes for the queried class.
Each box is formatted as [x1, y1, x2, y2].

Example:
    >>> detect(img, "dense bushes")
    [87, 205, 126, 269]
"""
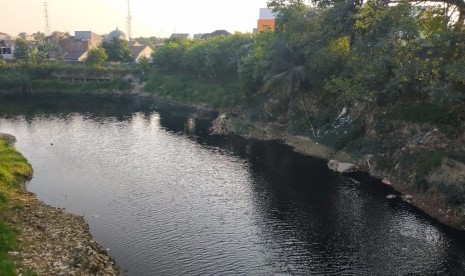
[152, 34, 252, 79]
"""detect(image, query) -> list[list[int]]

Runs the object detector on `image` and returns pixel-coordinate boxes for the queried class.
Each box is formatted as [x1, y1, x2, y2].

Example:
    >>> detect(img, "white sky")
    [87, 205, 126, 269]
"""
[3, 0, 270, 38]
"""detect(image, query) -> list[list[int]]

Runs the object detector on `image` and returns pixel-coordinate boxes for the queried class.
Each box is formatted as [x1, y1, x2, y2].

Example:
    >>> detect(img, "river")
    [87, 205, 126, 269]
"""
[1, 93, 465, 275]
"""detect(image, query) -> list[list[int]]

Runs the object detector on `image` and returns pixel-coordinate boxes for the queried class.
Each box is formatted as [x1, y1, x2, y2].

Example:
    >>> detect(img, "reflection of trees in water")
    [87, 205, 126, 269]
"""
[223, 140, 463, 274]
[0, 93, 213, 127]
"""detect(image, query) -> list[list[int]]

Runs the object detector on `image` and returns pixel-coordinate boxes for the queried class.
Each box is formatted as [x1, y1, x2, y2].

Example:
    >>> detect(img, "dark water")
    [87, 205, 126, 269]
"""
[1, 94, 465, 275]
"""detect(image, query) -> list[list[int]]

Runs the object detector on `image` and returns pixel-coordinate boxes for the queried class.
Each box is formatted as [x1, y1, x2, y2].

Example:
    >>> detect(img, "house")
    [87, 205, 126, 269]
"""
[129, 45, 153, 63]
[74, 31, 102, 48]
[0, 40, 14, 60]
[17, 32, 35, 41]
[200, 30, 231, 40]
[60, 31, 102, 62]
[63, 51, 88, 62]
[257, 8, 276, 32]
[0, 31, 12, 40]
[170, 33, 192, 39]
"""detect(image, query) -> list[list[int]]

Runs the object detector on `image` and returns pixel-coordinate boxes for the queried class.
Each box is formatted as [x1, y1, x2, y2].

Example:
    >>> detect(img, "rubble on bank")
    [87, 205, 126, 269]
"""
[210, 113, 231, 135]
[5, 188, 120, 275]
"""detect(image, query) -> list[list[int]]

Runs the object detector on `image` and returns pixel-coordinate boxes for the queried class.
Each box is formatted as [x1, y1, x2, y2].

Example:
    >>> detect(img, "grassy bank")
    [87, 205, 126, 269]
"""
[144, 71, 243, 108]
[0, 137, 33, 275]
[0, 63, 137, 94]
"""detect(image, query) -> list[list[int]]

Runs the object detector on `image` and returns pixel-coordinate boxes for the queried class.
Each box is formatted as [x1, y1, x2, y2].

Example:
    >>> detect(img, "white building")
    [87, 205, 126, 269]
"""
[0, 40, 14, 60]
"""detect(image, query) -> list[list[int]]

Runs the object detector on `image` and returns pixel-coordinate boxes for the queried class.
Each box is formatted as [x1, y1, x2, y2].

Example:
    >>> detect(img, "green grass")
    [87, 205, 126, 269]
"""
[0, 138, 33, 275]
[144, 71, 243, 108]
[0, 62, 138, 94]
[30, 78, 131, 94]
[418, 151, 446, 175]
[388, 102, 460, 128]
[0, 221, 17, 275]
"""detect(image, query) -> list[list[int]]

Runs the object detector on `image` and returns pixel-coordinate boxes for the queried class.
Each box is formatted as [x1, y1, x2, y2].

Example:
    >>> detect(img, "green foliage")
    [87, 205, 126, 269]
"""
[344, 137, 386, 158]
[416, 151, 446, 176]
[0, 63, 140, 93]
[436, 182, 465, 205]
[152, 34, 252, 79]
[135, 37, 164, 49]
[35, 40, 62, 61]
[0, 140, 33, 188]
[0, 139, 33, 276]
[151, 38, 193, 72]
[389, 103, 459, 127]
[324, 75, 374, 100]
[238, 31, 275, 99]
[13, 39, 31, 61]
[101, 37, 133, 62]
[0, 221, 16, 252]
[144, 71, 241, 108]
[85, 47, 108, 67]
[0, 221, 17, 276]
[0, 72, 32, 92]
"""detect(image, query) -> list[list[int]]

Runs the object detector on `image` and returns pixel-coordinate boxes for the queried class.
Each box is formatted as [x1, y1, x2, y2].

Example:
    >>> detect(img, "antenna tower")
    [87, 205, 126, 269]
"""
[43, 2, 51, 36]
[126, 0, 132, 40]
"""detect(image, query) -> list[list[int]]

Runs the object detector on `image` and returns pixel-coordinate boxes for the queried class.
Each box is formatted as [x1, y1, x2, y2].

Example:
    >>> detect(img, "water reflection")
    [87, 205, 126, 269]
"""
[185, 117, 197, 134]
[1, 93, 465, 275]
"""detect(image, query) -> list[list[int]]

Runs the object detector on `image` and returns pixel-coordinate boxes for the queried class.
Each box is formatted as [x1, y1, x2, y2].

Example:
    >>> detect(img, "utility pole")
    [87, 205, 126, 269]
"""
[126, 0, 132, 41]
[43, 2, 51, 36]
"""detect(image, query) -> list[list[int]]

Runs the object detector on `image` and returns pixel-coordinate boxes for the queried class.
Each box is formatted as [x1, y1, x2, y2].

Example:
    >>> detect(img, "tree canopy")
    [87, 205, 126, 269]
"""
[85, 47, 108, 67]
[101, 37, 133, 63]
[13, 39, 31, 61]
[149, 0, 465, 103]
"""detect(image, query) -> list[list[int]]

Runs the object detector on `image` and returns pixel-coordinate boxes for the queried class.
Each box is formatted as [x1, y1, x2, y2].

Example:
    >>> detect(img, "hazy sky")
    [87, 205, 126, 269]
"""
[3, 0, 270, 38]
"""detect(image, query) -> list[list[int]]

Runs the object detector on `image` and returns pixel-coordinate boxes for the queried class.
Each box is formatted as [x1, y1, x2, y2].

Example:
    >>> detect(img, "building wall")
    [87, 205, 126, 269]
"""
[0, 40, 14, 60]
[60, 38, 92, 52]
[259, 8, 276, 19]
[138, 47, 153, 61]
[257, 19, 276, 32]
[131, 46, 153, 63]
[75, 31, 91, 41]
[74, 31, 102, 48]
[0, 33, 11, 40]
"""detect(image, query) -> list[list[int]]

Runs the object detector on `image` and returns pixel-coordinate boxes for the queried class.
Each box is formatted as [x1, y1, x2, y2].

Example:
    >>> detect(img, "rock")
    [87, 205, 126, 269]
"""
[327, 160, 358, 173]
[386, 194, 396, 199]
[0, 133, 17, 144]
[403, 195, 413, 201]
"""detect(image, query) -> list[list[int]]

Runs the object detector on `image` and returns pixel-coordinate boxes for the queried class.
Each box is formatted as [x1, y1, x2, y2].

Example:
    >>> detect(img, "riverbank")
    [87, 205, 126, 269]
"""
[223, 110, 465, 231]
[2, 84, 465, 233]
[0, 133, 120, 275]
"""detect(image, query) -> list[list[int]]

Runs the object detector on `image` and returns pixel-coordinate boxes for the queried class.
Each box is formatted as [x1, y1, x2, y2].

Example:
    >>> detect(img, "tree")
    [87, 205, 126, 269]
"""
[35, 40, 60, 60]
[85, 47, 108, 66]
[101, 37, 133, 62]
[151, 37, 194, 72]
[13, 39, 31, 61]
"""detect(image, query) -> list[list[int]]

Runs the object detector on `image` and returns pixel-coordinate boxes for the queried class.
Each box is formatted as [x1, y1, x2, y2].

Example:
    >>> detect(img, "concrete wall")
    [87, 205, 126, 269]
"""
[259, 8, 276, 19]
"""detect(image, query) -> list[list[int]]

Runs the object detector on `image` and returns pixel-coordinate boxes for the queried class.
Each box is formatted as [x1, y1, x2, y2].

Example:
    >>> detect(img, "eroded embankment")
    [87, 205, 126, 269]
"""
[0, 133, 120, 275]
[216, 100, 465, 232]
